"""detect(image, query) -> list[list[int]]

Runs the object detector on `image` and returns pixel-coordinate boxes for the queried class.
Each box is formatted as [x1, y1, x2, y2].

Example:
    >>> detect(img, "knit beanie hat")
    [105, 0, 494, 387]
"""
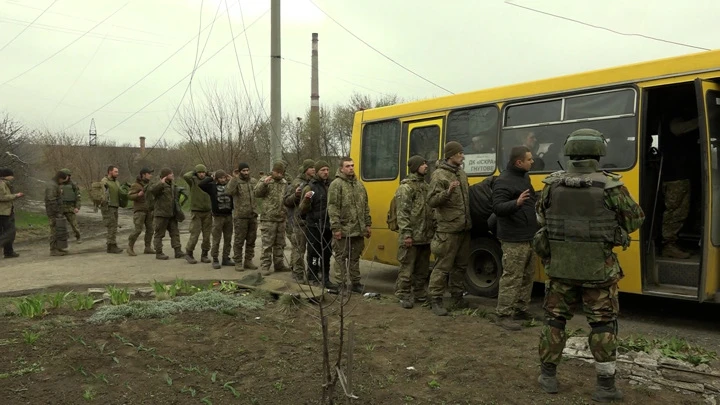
[195, 164, 207, 173]
[408, 155, 426, 173]
[314, 160, 330, 172]
[301, 159, 315, 174]
[214, 170, 227, 179]
[444, 141, 464, 158]
[159, 168, 173, 178]
[238, 162, 249, 171]
[0, 168, 12, 177]
[272, 161, 286, 174]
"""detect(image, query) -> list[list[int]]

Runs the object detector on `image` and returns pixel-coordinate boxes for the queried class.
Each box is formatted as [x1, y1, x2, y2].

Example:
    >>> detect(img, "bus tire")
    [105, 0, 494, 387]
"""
[465, 237, 503, 298]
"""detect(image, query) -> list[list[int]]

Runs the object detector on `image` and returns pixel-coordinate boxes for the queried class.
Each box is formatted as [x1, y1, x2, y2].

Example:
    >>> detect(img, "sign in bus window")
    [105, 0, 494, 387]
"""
[447, 106, 499, 175]
[465, 153, 496, 174]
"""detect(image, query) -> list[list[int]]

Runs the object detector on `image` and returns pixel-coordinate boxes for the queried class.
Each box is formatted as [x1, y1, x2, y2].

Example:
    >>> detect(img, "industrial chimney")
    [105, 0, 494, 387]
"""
[140, 136, 146, 155]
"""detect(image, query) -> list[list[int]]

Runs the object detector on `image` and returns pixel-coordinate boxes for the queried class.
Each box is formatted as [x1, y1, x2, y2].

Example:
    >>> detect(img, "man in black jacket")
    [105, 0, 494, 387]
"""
[491, 145, 539, 330]
[201, 170, 235, 269]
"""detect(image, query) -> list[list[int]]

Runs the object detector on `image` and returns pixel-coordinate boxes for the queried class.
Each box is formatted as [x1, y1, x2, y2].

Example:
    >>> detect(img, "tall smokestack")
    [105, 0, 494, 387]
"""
[310, 32, 320, 157]
[140, 136, 146, 155]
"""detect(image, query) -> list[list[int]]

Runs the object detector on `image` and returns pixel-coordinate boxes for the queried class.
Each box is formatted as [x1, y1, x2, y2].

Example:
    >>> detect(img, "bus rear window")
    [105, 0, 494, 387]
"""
[361, 120, 400, 180]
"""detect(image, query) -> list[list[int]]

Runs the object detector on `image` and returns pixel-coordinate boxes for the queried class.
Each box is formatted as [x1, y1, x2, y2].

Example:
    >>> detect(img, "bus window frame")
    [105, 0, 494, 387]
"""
[445, 104, 501, 177]
[501, 86, 640, 173]
[406, 123, 442, 177]
[360, 119, 401, 182]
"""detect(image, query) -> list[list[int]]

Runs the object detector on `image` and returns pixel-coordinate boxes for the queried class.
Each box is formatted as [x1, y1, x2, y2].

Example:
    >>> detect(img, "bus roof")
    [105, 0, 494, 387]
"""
[359, 49, 720, 122]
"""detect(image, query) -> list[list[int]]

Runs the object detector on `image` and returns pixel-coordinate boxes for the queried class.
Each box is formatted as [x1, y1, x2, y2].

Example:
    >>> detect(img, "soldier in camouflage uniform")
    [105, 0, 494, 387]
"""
[254, 162, 290, 275]
[59, 168, 82, 243]
[150, 168, 184, 260]
[394, 156, 434, 309]
[45, 171, 70, 256]
[227, 163, 259, 271]
[184, 164, 214, 264]
[127, 168, 155, 256]
[328, 157, 372, 293]
[427, 141, 471, 316]
[100, 166, 124, 254]
[284, 159, 315, 283]
[533, 129, 645, 403]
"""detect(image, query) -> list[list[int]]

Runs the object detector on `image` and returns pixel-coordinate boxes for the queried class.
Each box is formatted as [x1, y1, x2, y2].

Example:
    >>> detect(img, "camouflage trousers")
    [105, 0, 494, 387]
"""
[185, 211, 212, 253]
[539, 279, 620, 366]
[332, 236, 365, 285]
[428, 231, 469, 298]
[395, 243, 430, 301]
[153, 216, 181, 254]
[233, 216, 257, 263]
[662, 179, 690, 245]
[101, 206, 119, 246]
[496, 241, 536, 316]
[128, 211, 153, 247]
[62, 205, 81, 239]
[49, 215, 69, 251]
[260, 220, 286, 272]
[288, 224, 308, 278]
[211, 215, 233, 259]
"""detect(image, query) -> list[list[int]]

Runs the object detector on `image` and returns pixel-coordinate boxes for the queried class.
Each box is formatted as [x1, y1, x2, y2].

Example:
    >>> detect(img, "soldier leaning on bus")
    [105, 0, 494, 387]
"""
[45, 171, 70, 256]
[427, 141, 471, 316]
[227, 163, 259, 271]
[59, 168, 82, 243]
[100, 166, 124, 254]
[284, 159, 315, 283]
[394, 155, 434, 309]
[533, 129, 645, 403]
[127, 167, 155, 256]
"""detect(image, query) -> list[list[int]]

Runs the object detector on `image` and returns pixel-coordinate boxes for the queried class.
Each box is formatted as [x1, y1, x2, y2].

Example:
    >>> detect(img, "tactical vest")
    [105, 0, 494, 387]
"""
[216, 183, 232, 213]
[61, 183, 77, 203]
[544, 171, 617, 281]
[306, 178, 329, 229]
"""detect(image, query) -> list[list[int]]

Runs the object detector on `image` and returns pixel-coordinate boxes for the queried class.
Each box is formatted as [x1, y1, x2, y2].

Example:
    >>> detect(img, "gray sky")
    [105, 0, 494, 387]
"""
[0, 0, 718, 146]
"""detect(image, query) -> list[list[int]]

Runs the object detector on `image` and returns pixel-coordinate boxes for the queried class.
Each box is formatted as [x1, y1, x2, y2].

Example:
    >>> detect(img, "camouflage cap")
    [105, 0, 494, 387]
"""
[563, 128, 606, 157]
[60, 168, 72, 175]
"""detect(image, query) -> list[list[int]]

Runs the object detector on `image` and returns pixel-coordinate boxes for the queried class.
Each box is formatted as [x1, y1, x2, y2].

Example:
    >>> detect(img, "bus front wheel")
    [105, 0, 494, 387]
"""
[465, 237, 503, 298]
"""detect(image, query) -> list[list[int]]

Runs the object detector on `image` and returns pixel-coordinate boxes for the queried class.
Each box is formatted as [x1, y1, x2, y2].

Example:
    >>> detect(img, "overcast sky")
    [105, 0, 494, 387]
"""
[0, 0, 718, 146]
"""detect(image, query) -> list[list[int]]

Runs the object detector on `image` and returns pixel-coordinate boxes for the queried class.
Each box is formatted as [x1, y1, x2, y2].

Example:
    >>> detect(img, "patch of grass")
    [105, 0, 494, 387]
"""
[22, 330, 40, 346]
[106, 285, 130, 305]
[82, 387, 95, 401]
[151, 280, 176, 301]
[223, 381, 240, 398]
[45, 291, 72, 309]
[249, 287, 273, 302]
[365, 343, 376, 352]
[72, 294, 96, 311]
[0, 362, 44, 379]
[88, 291, 265, 324]
[218, 281, 239, 293]
[276, 294, 300, 314]
[273, 381, 285, 391]
[173, 278, 199, 295]
[619, 335, 718, 366]
[14, 211, 49, 230]
[427, 379, 440, 389]
[14, 295, 46, 319]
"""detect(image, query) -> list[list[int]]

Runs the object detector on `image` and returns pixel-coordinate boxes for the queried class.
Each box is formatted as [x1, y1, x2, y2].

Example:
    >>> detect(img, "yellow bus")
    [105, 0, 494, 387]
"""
[350, 50, 720, 302]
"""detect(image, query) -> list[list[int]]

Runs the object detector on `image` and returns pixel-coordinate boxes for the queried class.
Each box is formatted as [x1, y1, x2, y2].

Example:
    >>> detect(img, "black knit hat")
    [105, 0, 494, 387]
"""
[238, 162, 249, 171]
[0, 168, 14, 177]
[408, 155, 426, 173]
[444, 141, 464, 158]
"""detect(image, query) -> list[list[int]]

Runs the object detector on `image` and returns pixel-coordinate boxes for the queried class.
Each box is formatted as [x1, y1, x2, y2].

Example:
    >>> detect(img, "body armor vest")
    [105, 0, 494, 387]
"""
[544, 171, 617, 281]
[61, 183, 77, 203]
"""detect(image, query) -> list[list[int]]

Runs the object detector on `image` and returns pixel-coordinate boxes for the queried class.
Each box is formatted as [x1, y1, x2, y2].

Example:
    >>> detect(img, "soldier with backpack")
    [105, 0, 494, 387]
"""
[127, 168, 155, 256]
[100, 166, 124, 254]
[391, 155, 434, 309]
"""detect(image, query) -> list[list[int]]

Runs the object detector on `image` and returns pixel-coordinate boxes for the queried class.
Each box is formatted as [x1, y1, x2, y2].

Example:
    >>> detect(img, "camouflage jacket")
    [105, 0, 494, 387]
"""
[129, 178, 151, 212]
[150, 180, 177, 218]
[395, 172, 434, 245]
[254, 176, 287, 222]
[327, 170, 371, 238]
[61, 182, 81, 211]
[536, 163, 645, 287]
[0, 179, 17, 216]
[284, 172, 313, 227]
[427, 160, 471, 233]
[226, 176, 258, 219]
[44, 181, 63, 217]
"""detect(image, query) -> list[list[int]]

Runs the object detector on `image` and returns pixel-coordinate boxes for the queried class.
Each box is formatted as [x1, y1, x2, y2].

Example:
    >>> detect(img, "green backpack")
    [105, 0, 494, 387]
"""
[118, 182, 131, 208]
[386, 195, 399, 232]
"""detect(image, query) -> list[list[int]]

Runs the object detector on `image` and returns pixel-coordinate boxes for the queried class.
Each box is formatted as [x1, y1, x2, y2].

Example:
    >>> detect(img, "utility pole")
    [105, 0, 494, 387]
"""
[89, 118, 97, 147]
[270, 0, 282, 168]
[310, 32, 321, 158]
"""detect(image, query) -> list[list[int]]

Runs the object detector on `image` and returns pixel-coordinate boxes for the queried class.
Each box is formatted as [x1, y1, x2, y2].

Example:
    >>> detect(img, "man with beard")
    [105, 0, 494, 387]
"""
[100, 166, 124, 254]
[254, 162, 290, 275]
[151, 168, 184, 260]
[227, 163, 259, 271]
[127, 168, 155, 256]
[201, 170, 235, 269]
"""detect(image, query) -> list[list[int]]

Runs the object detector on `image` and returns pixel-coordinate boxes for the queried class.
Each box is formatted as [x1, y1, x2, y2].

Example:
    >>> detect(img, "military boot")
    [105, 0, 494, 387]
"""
[156, 251, 169, 260]
[449, 294, 470, 310]
[399, 298, 414, 309]
[212, 257, 221, 270]
[243, 260, 258, 270]
[50, 249, 67, 257]
[174, 248, 184, 259]
[107, 244, 123, 254]
[591, 374, 623, 403]
[234, 263, 245, 272]
[144, 245, 155, 254]
[538, 362, 559, 394]
[222, 257, 235, 267]
[127, 243, 137, 257]
[431, 298, 448, 316]
[662, 243, 691, 259]
[200, 250, 211, 263]
[4, 251, 19, 258]
[185, 250, 198, 264]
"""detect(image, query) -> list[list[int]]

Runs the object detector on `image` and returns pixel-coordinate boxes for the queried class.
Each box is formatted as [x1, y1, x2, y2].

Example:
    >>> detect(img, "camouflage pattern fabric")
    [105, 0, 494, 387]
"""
[332, 236, 365, 285]
[233, 217, 257, 264]
[185, 211, 212, 252]
[62, 211, 81, 240]
[226, 176, 258, 219]
[153, 217, 181, 254]
[428, 231, 469, 298]
[102, 206, 119, 246]
[288, 224, 307, 278]
[259, 220, 286, 272]
[211, 215, 233, 259]
[48, 216, 69, 250]
[661, 179, 690, 245]
[539, 280, 619, 365]
[395, 172, 434, 244]
[427, 160, 471, 233]
[327, 171, 371, 238]
[128, 211, 153, 247]
[496, 241, 536, 316]
[395, 244, 431, 301]
[254, 177, 288, 222]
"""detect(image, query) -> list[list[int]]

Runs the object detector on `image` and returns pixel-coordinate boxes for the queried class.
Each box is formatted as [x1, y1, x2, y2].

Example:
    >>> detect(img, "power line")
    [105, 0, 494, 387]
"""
[0, 0, 60, 52]
[101, 9, 270, 146]
[61, 1, 242, 132]
[237, 0, 270, 119]
[189, 0, 205, 108]
[504, 1, 710, 51]
[307, 0, 454, 95]
[189, 0, 223, 108]
[282, 57, 393, 97]
[0, 2, 130, 88]
[224, 0, 262, 125]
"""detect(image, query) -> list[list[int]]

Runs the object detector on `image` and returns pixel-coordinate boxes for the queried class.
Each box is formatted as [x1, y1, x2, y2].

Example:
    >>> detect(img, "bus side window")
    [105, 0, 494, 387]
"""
[361, 120, 400, 180]
[446, 106, 499, 175]
[409, 125, 440, 179]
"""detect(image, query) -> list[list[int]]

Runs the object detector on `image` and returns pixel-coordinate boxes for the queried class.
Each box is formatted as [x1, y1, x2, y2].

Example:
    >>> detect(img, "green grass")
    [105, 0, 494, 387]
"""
[619, 335, 718, 366]
[14, 211, 49, 230]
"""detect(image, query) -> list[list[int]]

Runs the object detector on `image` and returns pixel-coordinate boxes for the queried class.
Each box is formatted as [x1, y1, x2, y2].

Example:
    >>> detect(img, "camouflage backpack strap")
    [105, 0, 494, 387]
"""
[602, 171, 624, 189]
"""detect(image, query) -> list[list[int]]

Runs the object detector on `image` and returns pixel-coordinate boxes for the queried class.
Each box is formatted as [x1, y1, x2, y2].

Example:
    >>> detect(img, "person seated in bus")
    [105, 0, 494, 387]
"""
[515, 130, 545, 171]
[466, 135, 495, 154]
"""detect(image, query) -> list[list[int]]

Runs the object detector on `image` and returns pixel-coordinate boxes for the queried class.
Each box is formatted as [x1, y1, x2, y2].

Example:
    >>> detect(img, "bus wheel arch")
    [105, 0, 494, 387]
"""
[465, 237, 503, 298]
